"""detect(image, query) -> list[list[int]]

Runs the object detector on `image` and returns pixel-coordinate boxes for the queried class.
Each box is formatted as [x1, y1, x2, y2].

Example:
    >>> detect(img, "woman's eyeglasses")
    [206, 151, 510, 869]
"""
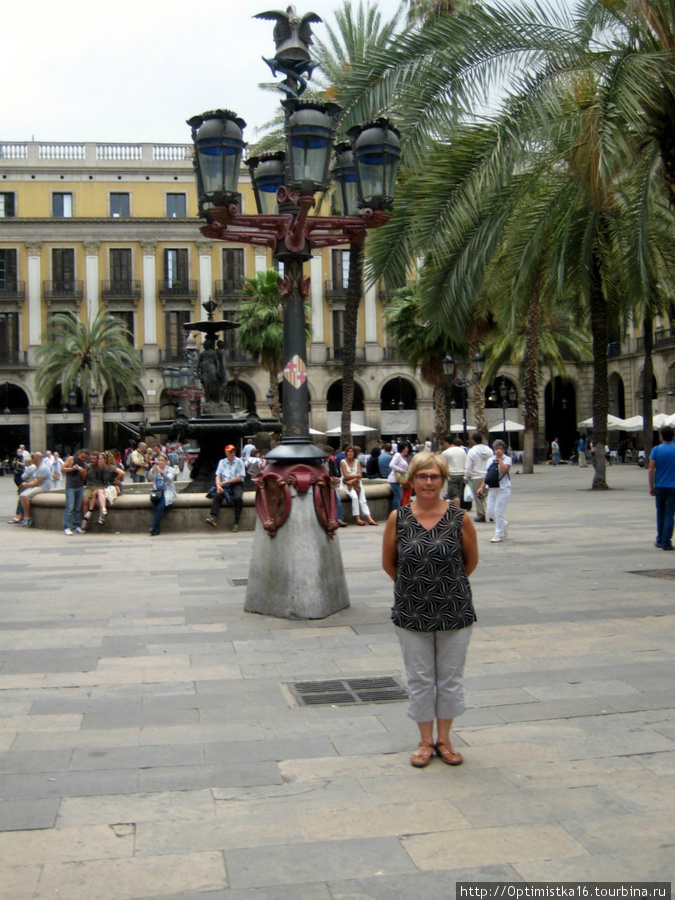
[415, 473, 443, 483]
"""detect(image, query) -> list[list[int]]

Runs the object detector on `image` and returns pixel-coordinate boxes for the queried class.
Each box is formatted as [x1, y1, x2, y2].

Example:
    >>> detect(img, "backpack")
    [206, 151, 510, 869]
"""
[484, 461, 501, 488]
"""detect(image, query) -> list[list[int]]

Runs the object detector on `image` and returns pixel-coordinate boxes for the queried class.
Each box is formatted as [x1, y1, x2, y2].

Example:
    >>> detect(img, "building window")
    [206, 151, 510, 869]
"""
[110, 249, 132, 288]
[110, 193, 130, 218]
[165, 310, 191, 362]
[332, 309, 345, 354]
[222, 248, 244, 293]
[164, 249, 188, 287]
[52, 193, 73, 218]
[52, 248, 75, 290]
[0, 249, 18, 293]
[166, 193, 187, 218]
[0, 193, 15, 218]
[109, 310, 135, 345]
[0, 312, 20, 364]
[331, 249, 350, 290]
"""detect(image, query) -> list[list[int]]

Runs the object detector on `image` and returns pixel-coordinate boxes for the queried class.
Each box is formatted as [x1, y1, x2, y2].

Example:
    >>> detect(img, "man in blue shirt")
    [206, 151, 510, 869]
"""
[206, 444, 246, 532]
[649, 425, 675, 551]
[378, 443, 393, 478]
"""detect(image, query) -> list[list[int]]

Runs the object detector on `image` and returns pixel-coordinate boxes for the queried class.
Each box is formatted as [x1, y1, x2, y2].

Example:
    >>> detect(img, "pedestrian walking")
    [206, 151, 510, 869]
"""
[649, 425, 675, 551]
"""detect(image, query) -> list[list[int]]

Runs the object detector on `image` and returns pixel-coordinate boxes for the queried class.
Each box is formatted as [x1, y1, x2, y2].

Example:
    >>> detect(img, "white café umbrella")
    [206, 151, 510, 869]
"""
[450, 422, 476, 432]
[577, 414, 626, 431]
[653, 413, 674, 429]
[489, 419, 525, 432]
[309, 428, 325, 435]
[325, 424, 377, 435]
[620, 415, 643, 430]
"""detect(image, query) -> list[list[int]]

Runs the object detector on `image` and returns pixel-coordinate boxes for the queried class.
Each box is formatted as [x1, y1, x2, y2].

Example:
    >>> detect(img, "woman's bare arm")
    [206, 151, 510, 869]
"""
[382, 510, 398, 581]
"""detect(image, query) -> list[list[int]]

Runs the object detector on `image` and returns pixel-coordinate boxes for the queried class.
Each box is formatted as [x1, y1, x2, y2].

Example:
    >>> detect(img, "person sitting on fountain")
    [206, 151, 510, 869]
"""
[206, 444, 245, 533]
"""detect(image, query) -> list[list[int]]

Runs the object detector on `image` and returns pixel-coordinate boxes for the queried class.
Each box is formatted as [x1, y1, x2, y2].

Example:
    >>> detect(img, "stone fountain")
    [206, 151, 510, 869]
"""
[150, 299, 279, 491]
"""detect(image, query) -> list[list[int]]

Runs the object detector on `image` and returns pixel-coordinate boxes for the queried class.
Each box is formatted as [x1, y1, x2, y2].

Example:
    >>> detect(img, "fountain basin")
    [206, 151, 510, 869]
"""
[29, 481, 394, 533]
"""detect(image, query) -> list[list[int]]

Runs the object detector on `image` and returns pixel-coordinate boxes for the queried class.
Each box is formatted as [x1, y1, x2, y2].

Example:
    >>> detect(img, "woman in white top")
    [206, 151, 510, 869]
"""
[340, 446, 378, 526]
[478, 439, 512, 543]
[387, 441, 412, 510]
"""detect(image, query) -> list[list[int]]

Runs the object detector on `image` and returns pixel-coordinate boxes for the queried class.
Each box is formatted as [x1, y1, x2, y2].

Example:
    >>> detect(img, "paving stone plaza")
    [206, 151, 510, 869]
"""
[0, 463, 674, 898]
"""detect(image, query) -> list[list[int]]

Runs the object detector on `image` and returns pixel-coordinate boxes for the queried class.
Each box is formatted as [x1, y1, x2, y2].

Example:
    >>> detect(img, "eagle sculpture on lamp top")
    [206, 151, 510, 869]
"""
[255, 5, 322, 97]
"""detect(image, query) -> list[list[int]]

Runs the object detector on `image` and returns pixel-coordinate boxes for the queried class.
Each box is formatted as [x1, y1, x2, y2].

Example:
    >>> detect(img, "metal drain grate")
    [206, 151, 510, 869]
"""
[291, 676, 407, 707]
[628, 569, 675, 580]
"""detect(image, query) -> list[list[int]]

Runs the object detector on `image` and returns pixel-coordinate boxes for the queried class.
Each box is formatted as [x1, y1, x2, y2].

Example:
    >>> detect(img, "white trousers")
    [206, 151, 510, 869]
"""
[487, 483, 511, 538]
[344, 485, 371, 519]
[396, 625, 471, 722]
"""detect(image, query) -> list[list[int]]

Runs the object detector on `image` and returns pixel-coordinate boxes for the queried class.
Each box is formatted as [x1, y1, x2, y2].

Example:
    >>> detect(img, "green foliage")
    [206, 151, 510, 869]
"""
[235, 270, 286, 375]
[35, 310, 143, 409]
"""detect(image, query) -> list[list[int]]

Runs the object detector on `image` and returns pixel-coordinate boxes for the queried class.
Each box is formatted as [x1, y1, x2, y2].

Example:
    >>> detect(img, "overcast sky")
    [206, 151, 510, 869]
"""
[3, 0, 406, 146]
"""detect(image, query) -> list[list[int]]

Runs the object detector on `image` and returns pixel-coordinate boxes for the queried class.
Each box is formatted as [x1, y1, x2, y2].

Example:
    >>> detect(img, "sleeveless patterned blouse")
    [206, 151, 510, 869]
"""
[392, 504, 476, 632]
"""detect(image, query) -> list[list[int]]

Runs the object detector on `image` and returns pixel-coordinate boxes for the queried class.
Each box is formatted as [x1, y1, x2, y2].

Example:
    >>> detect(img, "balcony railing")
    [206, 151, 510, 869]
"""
[158, 350, 186, 364]
[43, 280, 84, 301]
[214, 279, 245, 299]
[655, 327, 675, 348]
[157, 280, 198, 300]
[227, 347, 258, 365]
[101, 280, 142, 300]
[326, 347, 367, 363]
[156, 347, 257, 366]
[0, 281, 25, 300]
[607, 341, 623, 357]
[325, 280, 348, 300]
[382, 346, 405, 362]
[0, 350, 28, 366]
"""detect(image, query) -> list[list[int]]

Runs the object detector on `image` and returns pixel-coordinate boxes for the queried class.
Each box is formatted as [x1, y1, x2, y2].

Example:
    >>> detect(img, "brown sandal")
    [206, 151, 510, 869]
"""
[410, 741, 435, 768]
[435, 740, 463, 766]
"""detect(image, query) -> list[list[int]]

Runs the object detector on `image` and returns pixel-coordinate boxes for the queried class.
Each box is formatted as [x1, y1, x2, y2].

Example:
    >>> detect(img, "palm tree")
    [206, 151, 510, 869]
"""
[340, 0, 675, 487]
[235, 269, 312, 422]
[35, 310, 144, 448]
[384, 286, 457, 448]
[312, 1, 404, 448]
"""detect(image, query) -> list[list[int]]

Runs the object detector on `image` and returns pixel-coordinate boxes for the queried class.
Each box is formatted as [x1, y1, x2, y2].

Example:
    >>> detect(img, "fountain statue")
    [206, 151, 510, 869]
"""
[150, 298, 279, 490]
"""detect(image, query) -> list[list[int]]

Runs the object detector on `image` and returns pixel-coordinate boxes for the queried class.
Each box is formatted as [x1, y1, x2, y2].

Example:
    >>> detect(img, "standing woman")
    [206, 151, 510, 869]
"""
[148, 455, 177, 536]
[388, 441, 412, 510]
[478, 439, 512, 543]
[340, 446, 378, 526]
[383, 451, 478, 768]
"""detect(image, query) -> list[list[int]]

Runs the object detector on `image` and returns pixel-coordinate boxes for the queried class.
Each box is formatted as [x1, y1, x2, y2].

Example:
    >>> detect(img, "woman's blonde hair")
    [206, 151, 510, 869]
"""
[406, 450, 449, 482]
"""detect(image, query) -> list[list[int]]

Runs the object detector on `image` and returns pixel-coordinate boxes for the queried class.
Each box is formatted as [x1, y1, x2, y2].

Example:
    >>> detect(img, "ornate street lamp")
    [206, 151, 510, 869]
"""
[348, 119, 401, 211]
[187, 8, 401, 620]
[187, 110, 246, 215]
[247, 152, 286, 216]
[331, 143, 358, 216]
[443, 352, 484, 441]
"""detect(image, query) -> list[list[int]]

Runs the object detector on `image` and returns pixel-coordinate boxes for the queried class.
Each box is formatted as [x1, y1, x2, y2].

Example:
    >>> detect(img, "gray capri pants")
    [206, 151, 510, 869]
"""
[395, 625, 472, 722]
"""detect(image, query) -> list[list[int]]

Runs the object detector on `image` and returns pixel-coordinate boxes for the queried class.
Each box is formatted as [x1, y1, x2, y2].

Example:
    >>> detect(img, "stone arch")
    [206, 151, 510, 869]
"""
[0, 381, 30, 412]
[544, 376, 577, 459]
[326, 379, 365, 412]
[608, 371, 625, 419]
[484, 375, 519, 408]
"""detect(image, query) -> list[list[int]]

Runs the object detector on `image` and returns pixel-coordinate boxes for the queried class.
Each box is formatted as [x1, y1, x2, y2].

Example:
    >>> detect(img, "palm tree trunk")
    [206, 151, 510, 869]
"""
[433, 378, 447, 449]
[340, 240, 364, 448]
[83, 400, 92, 451]
[521, 284, 541, 474]
[269, 370, 281, 422]
[590, 251, 609, 490]
[468, 339, 488, 440]
[641, 312, 654, 458]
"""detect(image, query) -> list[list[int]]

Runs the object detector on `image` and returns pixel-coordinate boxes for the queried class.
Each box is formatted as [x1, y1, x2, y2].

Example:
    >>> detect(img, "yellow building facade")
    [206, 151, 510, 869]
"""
[0, 140, 436, 456]
[2, 140, 672, 461]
